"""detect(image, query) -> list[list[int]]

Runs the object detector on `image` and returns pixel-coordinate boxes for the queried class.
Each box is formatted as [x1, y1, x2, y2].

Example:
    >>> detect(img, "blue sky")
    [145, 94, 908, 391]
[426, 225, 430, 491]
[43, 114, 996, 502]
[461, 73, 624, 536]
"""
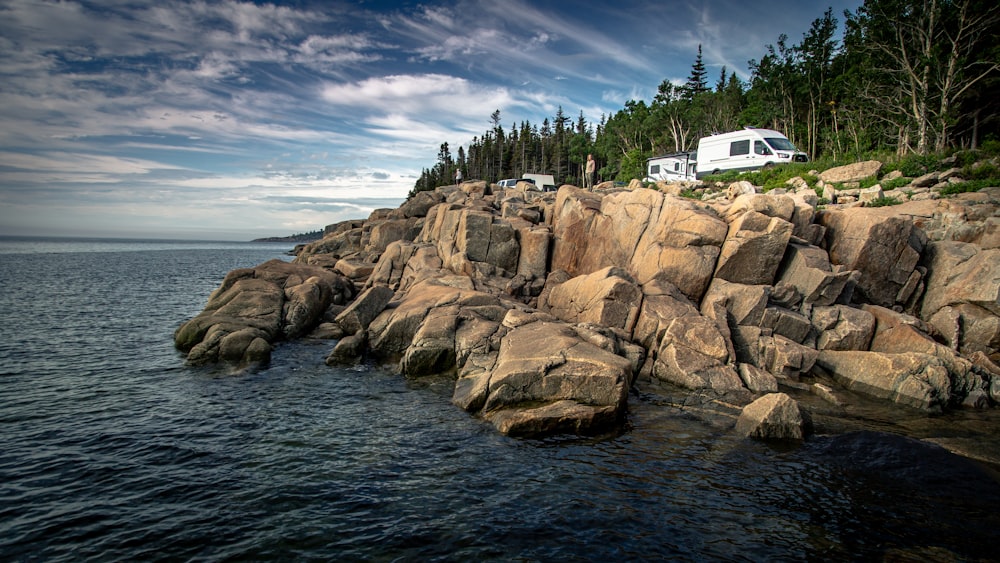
[0, 0, 862, 240]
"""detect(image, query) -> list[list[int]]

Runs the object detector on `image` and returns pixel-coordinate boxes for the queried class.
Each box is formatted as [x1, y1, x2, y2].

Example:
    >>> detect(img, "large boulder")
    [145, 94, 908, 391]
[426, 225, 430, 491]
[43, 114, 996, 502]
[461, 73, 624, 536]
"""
[735, 393, 810, 440]
[816, 351, 952, 411]
[714, 210, 793, 285]
[364, 217, 423, 253]
[817, 207, 924, 307]
[632, 277, 701, 351]
[921, 241, 1000, 318]
[550, 188, 728, 303]
[366, 280, 499, 362]
[653, 315, 744, 393]
[335, 285, 395, 336]
[453, 316, 632, 436]
[175, 260, 353, 366]
[420, 205, 519, 276]
[818, 160, 883, 184]
[542, 266, 641, 331]
[515, 226, 552, 280]
[700, 278, 770, 328]
[777, 243, 856, 306]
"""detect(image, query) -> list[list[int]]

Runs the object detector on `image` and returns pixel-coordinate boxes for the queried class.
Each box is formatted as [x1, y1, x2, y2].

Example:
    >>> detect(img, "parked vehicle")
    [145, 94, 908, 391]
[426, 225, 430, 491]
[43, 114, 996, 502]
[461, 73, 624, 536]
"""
[497, 178, 539, 189]
[522, 173, 557, 192]
[695, 128, 808, 179]
[645, 151, 697, 182]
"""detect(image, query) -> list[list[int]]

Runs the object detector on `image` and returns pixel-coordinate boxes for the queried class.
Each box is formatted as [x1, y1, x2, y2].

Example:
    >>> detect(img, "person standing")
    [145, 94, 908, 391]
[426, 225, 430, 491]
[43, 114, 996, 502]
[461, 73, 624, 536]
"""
[455, 167, 463, 184]
[585, 154, 596, 190]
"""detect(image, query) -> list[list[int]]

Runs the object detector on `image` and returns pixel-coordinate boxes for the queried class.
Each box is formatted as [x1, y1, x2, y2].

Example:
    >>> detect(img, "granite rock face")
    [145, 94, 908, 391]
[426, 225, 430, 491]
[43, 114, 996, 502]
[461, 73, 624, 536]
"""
[175, 259, 354, 367]
[177, 177, 1000, 437]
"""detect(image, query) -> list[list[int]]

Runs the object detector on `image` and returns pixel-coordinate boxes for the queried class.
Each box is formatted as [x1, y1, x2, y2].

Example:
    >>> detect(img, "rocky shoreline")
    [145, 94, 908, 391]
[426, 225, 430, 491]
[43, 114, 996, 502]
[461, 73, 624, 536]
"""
[175, 160, 1000, 455]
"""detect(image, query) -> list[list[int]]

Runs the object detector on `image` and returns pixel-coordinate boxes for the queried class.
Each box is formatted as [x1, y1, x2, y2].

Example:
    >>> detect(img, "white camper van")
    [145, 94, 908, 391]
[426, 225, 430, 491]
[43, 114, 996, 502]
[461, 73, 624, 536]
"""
[645, 152, 697, 182]
[522, 173, 557, 192]
[695, 128, 807, 179]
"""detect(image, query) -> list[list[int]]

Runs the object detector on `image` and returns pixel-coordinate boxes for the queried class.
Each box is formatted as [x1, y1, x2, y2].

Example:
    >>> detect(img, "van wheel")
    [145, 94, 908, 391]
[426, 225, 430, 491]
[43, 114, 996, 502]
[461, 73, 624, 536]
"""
[712, 169, 721, 176]
[762, 162, 775, 170]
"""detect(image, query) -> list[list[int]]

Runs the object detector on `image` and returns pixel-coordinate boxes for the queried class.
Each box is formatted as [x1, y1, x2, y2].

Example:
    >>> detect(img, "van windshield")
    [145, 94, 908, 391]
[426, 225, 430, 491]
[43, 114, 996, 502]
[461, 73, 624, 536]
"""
[765, 137, 797, 151]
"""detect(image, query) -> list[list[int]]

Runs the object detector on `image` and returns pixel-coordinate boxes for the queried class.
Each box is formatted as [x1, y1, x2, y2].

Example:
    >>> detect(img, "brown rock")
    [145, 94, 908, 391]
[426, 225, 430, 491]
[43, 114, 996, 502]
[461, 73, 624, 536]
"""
[714, 211, 793, 285]
[335, 285, 395, 336]
[777, 243, 855, 306]
[544, 267, 641, 332]
[816, 351, 952, 411]
[175, 260, 352, 365]
[653, 315, 744, 392]
[817, 207, 923, 307]
[818, 160, 883, 184]
[735, 392, 809, 440]
[921, 241, 1000, 318]
[812, 305, 875, 351]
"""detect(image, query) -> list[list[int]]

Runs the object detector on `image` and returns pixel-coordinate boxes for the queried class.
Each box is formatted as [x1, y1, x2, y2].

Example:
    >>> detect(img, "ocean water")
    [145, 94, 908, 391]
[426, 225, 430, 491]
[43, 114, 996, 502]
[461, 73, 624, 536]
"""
[1, 237, 999, 561]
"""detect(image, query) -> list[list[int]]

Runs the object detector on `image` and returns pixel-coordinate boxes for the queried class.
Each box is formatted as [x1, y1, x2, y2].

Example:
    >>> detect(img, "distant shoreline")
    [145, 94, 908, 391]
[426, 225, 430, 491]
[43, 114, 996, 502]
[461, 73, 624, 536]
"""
[251, 230, 323, 243]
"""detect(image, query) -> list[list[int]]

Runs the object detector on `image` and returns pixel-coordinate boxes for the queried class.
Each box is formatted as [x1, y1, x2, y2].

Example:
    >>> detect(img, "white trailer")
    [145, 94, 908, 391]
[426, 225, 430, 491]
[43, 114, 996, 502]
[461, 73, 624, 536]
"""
[645, 152, 697, 182]
[695, 128, 808, 179]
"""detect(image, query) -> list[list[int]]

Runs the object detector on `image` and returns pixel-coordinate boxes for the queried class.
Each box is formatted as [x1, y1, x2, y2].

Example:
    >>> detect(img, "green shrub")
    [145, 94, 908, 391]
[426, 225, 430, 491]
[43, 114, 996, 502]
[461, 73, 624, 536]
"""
[962, 162, 1000, 181]
[881, 176, 913, 191]
[894, 153, 941, 176]
[980, 139, 1000, 157]
[951, 149, 980, 168]
[867, 196, 901, 207]
[858, 176, 880, 189]
[939, 179, 994, 196]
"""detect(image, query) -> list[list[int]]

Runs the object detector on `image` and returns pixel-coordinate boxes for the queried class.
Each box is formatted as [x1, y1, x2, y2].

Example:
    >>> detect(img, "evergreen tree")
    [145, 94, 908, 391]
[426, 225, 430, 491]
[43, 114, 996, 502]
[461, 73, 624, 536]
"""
[682, 44, 709, 100]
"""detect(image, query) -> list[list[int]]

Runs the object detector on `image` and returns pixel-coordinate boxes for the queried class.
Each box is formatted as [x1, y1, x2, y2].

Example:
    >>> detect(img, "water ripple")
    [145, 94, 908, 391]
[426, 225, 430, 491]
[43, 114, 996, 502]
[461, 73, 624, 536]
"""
[1, 241, 999, 561]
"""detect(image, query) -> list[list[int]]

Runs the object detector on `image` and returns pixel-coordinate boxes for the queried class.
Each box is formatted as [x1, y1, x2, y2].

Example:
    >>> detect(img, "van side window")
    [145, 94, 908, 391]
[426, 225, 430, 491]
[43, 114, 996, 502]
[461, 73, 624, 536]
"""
[754, 141, 772, 155]
[650, 164, 660, 174]
[674, 163, 680, 171]
[730, 140, 750, 156]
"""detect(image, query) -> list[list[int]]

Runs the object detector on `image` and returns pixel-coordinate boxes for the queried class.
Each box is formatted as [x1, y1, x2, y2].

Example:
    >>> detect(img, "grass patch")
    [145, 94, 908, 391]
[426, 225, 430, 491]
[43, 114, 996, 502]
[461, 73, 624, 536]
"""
[881, 176, 913, 191]
[699, 162, 819, 192]
[867, 196, 902, 207]
[938, 179, 995, 196]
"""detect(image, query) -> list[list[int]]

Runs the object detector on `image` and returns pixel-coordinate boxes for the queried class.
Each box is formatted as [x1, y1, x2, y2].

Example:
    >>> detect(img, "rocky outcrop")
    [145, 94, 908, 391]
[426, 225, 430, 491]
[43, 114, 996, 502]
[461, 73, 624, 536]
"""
[178, 170, 1000, 439]
[174, 260, 354, 367]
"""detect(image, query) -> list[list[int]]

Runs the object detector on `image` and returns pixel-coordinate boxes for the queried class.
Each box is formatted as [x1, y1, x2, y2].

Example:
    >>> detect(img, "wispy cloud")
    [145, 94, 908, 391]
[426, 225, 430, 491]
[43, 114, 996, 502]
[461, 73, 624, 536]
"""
[0, 0, 862, 239]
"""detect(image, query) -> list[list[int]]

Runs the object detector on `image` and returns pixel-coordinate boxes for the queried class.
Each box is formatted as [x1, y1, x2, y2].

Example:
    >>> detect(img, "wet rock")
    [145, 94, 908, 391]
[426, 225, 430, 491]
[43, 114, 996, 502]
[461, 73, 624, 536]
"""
[816, 351, 952, 411]
[175, 260, 353, 366]
[735, 392, 810, 440]
[326, 331, 367, 365]
[487, 400, 621, 437]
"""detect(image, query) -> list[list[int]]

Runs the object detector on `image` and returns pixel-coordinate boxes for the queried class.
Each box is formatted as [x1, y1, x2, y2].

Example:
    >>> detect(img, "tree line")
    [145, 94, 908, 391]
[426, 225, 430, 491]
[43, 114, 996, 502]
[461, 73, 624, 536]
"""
[412, 0, 999, 197]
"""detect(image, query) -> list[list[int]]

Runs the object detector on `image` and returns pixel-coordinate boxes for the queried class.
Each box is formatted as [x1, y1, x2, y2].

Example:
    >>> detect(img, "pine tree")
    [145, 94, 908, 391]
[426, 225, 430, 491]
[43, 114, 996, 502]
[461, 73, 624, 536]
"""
[682, 44, 709, 100]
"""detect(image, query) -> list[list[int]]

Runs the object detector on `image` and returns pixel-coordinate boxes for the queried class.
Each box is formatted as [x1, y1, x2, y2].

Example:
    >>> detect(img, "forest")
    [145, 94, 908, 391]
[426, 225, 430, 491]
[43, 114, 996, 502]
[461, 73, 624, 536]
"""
[411, 0, 999, 197]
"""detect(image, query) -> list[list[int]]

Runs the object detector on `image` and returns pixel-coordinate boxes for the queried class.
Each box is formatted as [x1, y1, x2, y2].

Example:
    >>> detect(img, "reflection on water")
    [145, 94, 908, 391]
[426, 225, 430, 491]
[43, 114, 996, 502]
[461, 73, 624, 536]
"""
[0, 239, 998, 560]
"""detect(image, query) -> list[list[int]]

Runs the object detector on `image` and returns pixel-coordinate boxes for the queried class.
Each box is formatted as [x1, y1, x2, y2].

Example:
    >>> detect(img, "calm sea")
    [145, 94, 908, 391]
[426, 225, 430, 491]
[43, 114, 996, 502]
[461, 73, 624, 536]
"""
[1, 237, 999, 561]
